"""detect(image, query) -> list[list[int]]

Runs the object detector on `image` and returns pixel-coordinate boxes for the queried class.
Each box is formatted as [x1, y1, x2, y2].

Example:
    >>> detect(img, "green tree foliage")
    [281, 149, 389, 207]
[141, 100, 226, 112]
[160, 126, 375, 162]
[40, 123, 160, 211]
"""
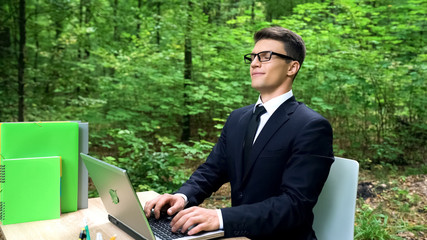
[281, 0, 426, 165]
[0, 0, 425, 192]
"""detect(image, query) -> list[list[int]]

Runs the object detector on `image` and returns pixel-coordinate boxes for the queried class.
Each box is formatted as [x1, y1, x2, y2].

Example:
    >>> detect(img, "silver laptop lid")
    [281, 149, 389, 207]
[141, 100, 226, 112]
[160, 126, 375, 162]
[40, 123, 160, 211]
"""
[81, 153, 155, 240]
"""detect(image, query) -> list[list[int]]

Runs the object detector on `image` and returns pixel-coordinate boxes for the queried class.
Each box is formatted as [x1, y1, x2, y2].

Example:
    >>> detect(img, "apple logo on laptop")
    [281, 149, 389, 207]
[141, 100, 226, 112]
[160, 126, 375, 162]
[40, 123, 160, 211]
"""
[109, 189, 120, 204]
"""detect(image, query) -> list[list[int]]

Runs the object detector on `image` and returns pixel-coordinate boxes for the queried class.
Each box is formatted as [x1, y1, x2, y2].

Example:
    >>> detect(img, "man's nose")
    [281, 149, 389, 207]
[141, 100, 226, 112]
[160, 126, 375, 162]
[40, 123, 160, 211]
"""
[251, 56, 261, 67]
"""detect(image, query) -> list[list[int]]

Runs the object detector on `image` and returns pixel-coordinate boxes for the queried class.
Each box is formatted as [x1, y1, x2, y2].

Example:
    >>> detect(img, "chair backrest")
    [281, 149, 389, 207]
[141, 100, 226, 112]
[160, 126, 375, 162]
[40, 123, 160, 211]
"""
[312, 157, 359, 240]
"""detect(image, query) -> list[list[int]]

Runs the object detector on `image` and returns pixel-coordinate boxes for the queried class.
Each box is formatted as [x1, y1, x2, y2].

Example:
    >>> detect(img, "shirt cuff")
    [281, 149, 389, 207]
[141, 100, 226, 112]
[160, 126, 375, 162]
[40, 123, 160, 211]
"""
[174, 193, 188, 206]
[216, 209, 224, 229]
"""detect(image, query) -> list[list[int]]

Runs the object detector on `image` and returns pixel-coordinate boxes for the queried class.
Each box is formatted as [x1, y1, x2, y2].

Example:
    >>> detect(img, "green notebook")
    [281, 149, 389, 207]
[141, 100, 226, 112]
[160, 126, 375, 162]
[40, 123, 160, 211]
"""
[0, 156, 61, 225]
[0, 122, 79, 212]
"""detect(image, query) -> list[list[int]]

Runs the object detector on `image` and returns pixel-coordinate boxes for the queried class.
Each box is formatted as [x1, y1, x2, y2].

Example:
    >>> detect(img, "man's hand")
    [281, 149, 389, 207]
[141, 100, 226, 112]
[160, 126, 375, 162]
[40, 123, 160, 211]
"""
[170, 207, 219, 235]
[144, 194, 186, 219]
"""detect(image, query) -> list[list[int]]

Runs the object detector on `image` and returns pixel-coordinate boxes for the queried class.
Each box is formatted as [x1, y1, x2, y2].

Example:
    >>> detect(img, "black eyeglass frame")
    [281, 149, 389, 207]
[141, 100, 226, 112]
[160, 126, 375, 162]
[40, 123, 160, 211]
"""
[244, 51, 296, 64]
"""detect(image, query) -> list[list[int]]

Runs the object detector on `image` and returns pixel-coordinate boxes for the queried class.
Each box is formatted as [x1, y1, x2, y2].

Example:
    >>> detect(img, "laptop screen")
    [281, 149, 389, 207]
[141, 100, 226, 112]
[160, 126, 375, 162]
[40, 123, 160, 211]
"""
[81, 153, 155, 240]
[81, 153, 224, 240]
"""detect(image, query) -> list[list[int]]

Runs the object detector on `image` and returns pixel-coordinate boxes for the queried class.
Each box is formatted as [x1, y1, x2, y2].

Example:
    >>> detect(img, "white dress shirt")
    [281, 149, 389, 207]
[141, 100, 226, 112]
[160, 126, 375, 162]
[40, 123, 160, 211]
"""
[253, 90, 294, 144]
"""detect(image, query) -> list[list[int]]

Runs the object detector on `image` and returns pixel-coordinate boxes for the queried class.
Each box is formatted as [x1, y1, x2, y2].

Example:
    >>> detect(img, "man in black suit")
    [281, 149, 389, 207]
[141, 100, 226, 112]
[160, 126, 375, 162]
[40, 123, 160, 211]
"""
[145, 26, 334, 239]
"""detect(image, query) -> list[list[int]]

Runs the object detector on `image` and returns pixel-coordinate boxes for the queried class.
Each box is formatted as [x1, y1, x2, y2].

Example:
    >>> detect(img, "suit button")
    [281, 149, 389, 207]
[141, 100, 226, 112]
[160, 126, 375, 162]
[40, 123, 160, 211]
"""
[238, 192, 243, 198]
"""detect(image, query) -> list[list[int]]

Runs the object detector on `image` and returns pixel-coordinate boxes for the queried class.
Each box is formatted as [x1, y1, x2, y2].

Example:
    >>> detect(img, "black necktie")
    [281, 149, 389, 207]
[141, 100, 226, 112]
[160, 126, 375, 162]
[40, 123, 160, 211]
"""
[243, 105, 266, 172]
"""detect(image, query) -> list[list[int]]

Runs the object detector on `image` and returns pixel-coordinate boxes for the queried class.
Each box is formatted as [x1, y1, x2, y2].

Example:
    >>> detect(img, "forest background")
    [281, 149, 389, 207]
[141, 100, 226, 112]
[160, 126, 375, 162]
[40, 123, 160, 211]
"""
[0, 0, 426, 239]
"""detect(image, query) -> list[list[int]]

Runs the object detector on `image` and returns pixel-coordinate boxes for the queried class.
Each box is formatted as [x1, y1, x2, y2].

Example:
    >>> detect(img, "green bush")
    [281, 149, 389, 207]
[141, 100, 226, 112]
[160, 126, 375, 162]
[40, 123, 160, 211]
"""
[102, 128, 189, 193]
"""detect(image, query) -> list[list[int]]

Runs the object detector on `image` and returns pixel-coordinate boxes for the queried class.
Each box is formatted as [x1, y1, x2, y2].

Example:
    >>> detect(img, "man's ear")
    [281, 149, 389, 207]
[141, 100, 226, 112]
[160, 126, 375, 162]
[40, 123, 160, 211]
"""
[287, 61, 300, 77]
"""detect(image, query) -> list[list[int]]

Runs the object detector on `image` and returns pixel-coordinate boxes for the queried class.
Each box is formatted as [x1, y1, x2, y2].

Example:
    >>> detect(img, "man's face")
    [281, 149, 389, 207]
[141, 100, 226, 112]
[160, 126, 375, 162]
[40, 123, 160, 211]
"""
[250, 39, 293, 98]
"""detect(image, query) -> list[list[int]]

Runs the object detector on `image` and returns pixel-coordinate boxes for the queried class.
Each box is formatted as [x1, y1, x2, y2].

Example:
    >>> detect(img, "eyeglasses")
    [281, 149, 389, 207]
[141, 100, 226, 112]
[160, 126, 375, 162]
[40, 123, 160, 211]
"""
[244, 51, 295, 64]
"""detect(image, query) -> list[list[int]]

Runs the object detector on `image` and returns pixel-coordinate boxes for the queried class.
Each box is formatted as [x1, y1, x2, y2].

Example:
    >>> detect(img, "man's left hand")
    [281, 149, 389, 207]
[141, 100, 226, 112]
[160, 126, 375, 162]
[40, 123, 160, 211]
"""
[170, 207, 219, 235]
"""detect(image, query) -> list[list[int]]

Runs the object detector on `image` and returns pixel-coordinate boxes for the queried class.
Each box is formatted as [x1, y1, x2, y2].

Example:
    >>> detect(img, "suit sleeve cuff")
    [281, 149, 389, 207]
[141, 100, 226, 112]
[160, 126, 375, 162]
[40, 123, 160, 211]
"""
[174, 193, 188, 206]
[217, 209, 224, 229]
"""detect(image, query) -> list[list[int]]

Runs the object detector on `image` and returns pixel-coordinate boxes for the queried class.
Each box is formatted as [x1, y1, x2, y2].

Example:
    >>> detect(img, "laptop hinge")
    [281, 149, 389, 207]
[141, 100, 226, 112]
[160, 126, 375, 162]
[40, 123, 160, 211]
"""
[108, 214, 150, 240]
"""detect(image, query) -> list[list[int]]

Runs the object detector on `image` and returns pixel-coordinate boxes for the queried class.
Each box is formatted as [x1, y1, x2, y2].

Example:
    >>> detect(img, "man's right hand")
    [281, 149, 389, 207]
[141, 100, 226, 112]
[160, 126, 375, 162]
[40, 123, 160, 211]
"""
[144, 193, 186, 219]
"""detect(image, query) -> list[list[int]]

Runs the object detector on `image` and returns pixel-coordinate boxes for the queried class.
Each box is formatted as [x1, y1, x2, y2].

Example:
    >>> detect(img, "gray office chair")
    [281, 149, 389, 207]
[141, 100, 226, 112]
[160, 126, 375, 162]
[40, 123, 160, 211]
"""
[313, 157, 359, 240]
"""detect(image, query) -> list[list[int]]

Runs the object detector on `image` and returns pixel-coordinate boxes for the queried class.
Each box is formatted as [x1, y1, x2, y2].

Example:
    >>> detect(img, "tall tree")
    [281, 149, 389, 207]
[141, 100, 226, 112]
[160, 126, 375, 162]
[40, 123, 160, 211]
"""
[112, 0, 118, 41]
[155, 1, 161, 46]
[182, 0, 193, 142]
[18, 0, 26, 121]
[32, 0, 39, 83]
[78, 0, 91, 59]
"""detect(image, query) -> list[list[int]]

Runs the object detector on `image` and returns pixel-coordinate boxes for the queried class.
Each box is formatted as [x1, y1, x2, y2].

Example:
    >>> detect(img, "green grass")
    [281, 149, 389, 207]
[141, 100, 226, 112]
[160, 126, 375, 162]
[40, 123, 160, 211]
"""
[354, 165, 426, 240]
[354, 203, 394, 240]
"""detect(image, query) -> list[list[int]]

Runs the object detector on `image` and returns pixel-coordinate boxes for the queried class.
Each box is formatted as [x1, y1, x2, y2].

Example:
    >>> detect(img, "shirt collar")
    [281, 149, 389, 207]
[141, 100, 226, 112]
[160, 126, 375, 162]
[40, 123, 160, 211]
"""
[254, 89, 293, 115]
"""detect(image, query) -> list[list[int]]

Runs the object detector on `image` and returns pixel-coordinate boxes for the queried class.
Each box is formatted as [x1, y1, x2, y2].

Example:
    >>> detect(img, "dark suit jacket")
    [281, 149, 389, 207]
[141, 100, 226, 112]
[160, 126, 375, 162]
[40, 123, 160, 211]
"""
[177, 96, 334, 239]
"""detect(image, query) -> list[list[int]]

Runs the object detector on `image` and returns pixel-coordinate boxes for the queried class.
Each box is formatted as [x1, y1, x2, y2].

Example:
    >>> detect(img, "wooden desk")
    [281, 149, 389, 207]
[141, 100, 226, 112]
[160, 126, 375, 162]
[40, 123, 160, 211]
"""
[0, 191, 246, 240]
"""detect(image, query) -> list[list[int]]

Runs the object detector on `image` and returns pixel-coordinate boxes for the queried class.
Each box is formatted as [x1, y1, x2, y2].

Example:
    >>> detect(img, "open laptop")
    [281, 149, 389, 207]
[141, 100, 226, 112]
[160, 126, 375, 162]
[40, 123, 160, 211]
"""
[81, 153, 224, 240]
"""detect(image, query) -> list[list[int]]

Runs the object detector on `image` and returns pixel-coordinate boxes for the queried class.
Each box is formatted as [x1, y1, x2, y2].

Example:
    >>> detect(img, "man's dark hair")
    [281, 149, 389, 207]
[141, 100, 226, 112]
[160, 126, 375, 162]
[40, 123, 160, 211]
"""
[254, 26, 306, 66]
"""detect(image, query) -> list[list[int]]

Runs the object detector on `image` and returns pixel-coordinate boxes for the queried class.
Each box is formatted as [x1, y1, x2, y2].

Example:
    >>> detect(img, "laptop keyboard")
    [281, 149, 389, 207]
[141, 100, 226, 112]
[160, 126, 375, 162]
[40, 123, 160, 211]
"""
[148, 216, 188, 239]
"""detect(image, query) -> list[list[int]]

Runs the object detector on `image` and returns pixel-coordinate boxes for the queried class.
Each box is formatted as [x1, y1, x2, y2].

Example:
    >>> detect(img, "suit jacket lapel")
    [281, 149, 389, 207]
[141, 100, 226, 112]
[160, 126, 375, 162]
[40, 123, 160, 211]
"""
[242, 97, 299, 184]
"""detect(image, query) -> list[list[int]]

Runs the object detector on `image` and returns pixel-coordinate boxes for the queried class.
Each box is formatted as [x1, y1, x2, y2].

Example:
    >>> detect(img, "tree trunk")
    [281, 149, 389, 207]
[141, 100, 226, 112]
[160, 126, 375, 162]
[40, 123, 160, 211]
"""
[33, 2, 39, 84]
[251, 0, 255, 23]
[182, 0, 192, 142]
[136, 0, 142, 37]
[155, 1, 161, 46]
[113, 0, 118, 41]
[78, 0, 83, 59]
[85, 0, 91, 58]
[0, 27, 11, 121]
[78, 0, 90, 59]
[18, 0, 26, 121]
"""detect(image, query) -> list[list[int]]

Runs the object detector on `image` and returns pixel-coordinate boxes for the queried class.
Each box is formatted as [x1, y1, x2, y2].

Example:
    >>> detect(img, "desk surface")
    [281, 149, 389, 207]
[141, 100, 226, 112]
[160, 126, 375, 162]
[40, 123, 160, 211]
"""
[0, 191, 246, 240]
